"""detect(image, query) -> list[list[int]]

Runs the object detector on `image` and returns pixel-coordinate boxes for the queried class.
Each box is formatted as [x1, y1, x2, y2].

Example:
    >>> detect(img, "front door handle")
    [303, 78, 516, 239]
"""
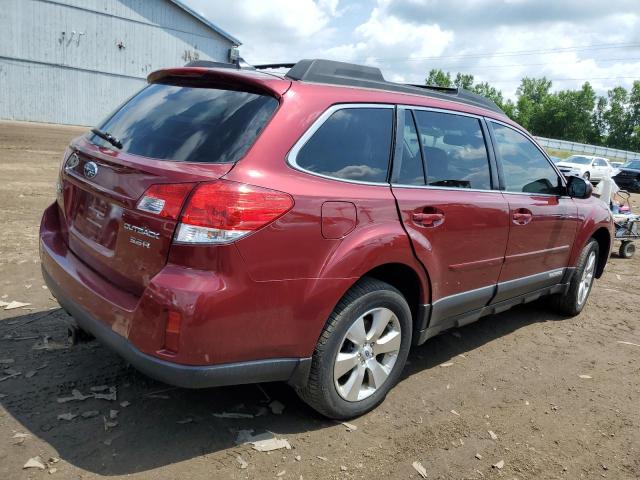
[512, 208, 533, 225]
[412, 210, 445, 227]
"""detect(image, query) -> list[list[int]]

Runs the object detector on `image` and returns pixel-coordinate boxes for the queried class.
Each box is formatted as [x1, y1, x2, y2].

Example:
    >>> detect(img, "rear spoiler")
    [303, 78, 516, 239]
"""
[147, 67, 291, 99]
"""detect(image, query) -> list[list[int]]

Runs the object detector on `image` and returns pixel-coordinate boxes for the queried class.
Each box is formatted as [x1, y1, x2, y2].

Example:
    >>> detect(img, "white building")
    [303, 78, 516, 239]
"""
[0, 0, 241, 126]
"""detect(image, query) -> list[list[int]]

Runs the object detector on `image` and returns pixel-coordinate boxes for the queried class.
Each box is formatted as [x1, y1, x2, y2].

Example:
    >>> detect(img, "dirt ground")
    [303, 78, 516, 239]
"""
[0, 119, 639, 480]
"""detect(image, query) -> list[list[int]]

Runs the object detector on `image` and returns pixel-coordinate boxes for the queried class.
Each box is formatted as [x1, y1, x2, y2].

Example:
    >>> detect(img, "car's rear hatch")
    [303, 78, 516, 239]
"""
[57, 68, 290, 296]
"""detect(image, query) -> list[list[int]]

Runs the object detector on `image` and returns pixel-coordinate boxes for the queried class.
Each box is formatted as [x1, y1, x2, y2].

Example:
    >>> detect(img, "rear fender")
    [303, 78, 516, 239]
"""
[317, 222, 429, 300]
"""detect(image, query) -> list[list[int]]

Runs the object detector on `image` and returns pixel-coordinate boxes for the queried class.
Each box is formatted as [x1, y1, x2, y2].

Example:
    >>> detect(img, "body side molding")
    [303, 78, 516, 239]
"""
[413, 268, 574, 345]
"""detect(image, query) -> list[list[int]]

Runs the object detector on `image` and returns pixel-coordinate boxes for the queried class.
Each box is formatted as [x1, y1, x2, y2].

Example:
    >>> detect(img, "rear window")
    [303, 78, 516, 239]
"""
[90, 83, 278, 163]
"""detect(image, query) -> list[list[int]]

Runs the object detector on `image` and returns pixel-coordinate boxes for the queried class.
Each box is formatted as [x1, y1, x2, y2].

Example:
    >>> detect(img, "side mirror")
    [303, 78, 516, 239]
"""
[566, 176, 592, 199]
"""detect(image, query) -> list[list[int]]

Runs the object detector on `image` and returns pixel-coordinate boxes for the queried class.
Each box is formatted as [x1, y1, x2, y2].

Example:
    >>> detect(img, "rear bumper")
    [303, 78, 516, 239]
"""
[43, 267, 310, 388]
[39, 201, 314, 388]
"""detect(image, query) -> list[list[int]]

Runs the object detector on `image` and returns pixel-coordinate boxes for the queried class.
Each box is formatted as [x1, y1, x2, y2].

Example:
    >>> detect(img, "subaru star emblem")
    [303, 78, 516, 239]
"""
[84, 161, 98, 178]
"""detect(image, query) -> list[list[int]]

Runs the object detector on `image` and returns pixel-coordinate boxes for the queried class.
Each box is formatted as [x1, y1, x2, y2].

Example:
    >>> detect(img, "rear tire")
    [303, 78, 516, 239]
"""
[296, 277, 412, 419]
[619, 241, 635, 259]
[551, 239, 599, 316]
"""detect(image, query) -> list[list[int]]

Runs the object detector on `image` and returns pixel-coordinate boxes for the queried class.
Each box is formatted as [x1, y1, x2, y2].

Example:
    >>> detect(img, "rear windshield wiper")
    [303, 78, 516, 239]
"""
[91, 128, 123, 149]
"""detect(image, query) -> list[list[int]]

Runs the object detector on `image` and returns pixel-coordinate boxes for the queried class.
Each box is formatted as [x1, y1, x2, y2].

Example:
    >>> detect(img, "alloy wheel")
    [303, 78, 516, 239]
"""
[333, 307, 401, 402]
[577, 251, 596, 306]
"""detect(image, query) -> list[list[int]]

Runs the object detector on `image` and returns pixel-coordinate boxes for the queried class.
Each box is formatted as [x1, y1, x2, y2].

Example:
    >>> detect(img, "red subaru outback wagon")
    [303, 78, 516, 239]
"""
[40, 59, 613, 419]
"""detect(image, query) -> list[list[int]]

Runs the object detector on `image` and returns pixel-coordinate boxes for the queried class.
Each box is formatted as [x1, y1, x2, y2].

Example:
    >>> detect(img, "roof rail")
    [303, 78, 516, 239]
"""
[280, 59, 504, 114]
[183, 58, 504, 114]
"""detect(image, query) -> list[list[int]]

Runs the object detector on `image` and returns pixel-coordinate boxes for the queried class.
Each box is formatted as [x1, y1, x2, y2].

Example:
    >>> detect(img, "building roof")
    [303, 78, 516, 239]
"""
[169, 0, 242, 46]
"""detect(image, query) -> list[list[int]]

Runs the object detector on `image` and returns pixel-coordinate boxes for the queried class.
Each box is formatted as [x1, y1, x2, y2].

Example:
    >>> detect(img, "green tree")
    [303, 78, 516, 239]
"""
[629, 81, 640, 151]
[454, 73, 474, 89]
[420, 68, 640, 151]
[604, 86, 631, 149]
[591, 96, 607, 145]
[514, 81, 597, 142]
[425, 69, 452, 87]
[514, 77, 552, 130]
[472, 81, 516, 118]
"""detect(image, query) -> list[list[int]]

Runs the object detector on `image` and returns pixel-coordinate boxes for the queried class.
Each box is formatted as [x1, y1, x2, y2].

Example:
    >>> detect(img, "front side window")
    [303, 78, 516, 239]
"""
[295, 107, 393, 183]
[491, 123, 562, 195]
[413, 110, 492, 190]
[91, 83, 279, 163]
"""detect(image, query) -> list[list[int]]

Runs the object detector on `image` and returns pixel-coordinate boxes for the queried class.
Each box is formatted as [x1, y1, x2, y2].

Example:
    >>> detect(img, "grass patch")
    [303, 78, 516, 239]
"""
[544, 148, 573, 159]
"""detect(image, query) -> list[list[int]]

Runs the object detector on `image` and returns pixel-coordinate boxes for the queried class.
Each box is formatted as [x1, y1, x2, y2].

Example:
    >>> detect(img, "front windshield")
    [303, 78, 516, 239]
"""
[565, 156, 593, 165]
[623, 160, 640, 169]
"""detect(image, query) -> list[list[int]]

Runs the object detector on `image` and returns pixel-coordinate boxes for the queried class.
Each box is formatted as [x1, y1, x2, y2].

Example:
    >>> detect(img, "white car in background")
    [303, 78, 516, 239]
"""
[555, 155, 616, 182]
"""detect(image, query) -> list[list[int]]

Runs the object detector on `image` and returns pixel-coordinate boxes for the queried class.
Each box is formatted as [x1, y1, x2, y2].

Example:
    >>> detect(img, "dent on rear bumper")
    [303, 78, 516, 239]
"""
[43, 266, 311, 388]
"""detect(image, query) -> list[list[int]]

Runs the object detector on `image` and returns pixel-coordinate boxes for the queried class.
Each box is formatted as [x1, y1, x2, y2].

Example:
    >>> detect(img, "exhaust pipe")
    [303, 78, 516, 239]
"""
[67, 323, 94, 345]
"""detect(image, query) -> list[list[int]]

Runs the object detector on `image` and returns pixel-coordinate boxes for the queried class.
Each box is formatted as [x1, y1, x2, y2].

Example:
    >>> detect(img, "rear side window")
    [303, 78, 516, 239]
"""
[91, 83, 279, 163]
[413, 111, 492, 190]
[295, 108, 393, 183]
[490, 122, 561, 195]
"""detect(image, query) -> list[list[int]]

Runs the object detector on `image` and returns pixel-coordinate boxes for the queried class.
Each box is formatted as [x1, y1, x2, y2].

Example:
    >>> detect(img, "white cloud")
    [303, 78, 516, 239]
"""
[322, 7, 453, 83]
[187, 0, 336, 63]
[184, 0, 639, 98]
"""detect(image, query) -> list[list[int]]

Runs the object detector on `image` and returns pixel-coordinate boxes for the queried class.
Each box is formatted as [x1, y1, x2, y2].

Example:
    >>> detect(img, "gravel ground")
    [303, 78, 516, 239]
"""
[0, 120, 639, 480]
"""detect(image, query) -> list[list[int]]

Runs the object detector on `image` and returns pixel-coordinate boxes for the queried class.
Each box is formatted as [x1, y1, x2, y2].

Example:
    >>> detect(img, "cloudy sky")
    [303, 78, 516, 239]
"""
[185, 0, 640, 99]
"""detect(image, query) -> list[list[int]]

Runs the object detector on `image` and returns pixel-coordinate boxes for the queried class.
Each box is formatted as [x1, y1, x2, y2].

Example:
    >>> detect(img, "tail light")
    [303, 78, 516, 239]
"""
[136, 183, 195, 220]
[174, 180, 294, 244]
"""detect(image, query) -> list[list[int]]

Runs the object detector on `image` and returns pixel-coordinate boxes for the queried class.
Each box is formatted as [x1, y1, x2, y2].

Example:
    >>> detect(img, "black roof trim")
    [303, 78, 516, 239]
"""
[283, 59, 505, 114]
[254, 63, 297, 70]
[184, 58, 256, 70]
[286, 59, 385, 83]
[184, 60, 240, 69]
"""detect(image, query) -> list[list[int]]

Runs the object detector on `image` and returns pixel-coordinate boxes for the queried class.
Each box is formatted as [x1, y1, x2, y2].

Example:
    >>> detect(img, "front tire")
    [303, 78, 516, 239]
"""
[297, 277, 412, 419]
[551, 239, 599, 316]
[583, 171, 590, 181]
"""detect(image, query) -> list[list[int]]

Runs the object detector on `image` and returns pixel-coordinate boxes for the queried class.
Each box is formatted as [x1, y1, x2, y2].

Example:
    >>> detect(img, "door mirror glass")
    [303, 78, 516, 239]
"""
[566, 176, 592, 199]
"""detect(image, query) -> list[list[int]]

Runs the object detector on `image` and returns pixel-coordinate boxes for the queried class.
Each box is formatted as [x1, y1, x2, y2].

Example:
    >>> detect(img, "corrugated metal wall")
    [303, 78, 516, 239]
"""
[0, 0, 235, 126]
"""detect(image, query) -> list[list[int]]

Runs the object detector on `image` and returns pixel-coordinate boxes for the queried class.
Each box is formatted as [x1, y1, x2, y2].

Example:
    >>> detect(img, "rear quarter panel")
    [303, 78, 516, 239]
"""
[219, 83, 433, 351]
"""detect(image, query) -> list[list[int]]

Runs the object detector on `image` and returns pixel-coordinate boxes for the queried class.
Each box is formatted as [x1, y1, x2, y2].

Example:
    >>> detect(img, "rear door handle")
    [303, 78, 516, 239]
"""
[512, 208, 533, 225]
[412, 211, 445, 227]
